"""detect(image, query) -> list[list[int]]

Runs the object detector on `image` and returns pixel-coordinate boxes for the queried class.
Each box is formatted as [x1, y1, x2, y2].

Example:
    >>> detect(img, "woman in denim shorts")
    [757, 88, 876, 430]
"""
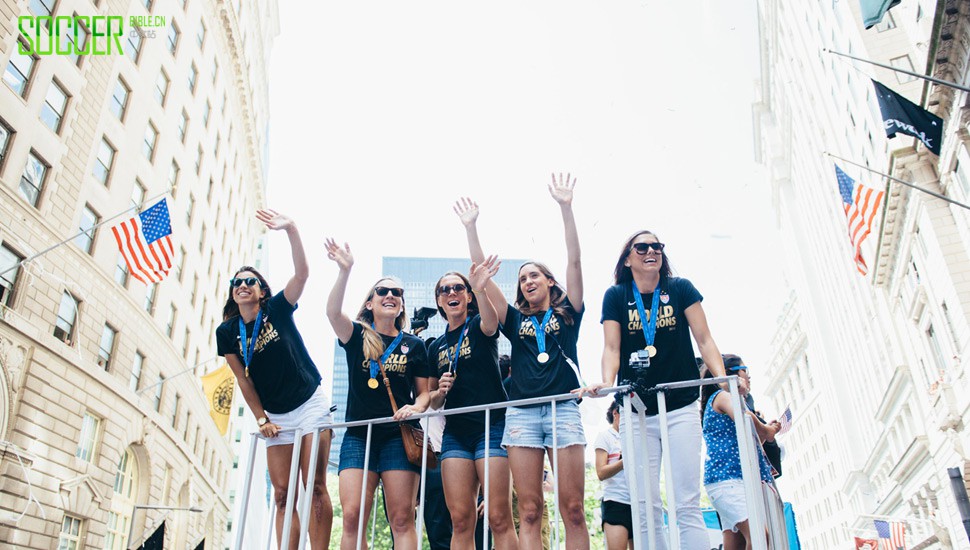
[427, 260, 517, 548]
[325, 239, 432, 549]
[455, 173, 590, 549]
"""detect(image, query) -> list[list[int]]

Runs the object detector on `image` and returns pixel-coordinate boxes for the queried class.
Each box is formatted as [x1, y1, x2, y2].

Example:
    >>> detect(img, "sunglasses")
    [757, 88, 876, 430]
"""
[374, 286, 404, 298]
[437, 283, 467, 296]
[728, 365, 748, 372]
[631, 242, 665, 255]
[230, 277, 261, 288]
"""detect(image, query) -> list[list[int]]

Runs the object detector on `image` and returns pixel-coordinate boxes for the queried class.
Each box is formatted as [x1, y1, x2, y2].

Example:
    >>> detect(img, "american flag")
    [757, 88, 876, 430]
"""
[835, 165, 885, 275]
[874, 519, 906, 550]
[776, 406, 793, 435]
[111, 199, 174, 284]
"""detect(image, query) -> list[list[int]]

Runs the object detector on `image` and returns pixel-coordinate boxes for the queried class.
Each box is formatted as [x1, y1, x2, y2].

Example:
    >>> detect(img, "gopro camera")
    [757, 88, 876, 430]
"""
[630, 349, 651, 371]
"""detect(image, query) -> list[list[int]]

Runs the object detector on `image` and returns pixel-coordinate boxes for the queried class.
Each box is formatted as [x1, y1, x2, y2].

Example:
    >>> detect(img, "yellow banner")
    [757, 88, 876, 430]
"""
[201, 364, 234, 436]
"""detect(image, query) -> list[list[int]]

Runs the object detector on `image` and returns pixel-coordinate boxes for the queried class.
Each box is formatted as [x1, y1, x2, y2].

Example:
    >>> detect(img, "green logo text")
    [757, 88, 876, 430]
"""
[18, 15, 124, 55]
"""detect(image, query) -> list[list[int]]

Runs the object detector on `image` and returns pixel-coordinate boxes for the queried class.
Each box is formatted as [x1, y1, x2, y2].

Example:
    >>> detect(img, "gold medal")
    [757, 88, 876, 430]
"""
[537, 352, 550, 364]
[245, 367, 249, 378]
[644, 345, 657, 358]
[368, 378, 379, 389]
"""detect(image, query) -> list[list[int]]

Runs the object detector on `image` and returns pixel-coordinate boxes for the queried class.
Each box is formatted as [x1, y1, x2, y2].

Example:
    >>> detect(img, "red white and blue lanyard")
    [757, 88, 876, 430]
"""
[446, 318, 470, 376]
[239, 312, 263, 377]
[631, 280, 661, 348]
[371, 323, 405, 381]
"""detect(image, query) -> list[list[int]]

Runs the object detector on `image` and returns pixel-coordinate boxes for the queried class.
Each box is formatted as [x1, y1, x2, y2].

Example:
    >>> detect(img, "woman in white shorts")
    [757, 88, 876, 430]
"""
[701, 356, 779, 550]
[216, 210, 333, 549]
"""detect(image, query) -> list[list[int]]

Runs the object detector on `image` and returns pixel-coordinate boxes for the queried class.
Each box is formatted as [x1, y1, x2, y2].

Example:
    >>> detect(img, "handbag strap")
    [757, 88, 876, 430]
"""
[375, 358, 401, 414]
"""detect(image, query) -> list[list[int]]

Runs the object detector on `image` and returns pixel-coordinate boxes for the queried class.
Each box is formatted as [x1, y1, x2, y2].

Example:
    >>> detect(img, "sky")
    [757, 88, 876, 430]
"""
[261, 0, 787, 449]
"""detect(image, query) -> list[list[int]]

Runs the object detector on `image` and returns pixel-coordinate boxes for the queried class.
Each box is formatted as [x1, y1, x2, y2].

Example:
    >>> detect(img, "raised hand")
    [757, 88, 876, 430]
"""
[325, 238, 354, 271]
[256, 209, 294, 231]
[469, 255, 500, 292]
[548, 173, 576, 206]
[453, 197, 480, 227]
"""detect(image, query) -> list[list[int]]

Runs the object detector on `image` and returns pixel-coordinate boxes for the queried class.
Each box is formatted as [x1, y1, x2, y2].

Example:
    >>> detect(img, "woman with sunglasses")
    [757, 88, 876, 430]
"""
[325, 238, 432, 550]
[427, 257, 518, 549]
[455, 173, 590, 550]
[216, 210, 333, 549]
[579, 230, 727, 549]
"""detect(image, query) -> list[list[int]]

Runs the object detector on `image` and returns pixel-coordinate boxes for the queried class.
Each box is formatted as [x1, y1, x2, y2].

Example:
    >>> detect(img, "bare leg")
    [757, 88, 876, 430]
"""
[604, 523, 630, 550]
[381, 469, 420, 550]
[442, 458, 480, 548]
[475, 456, 517, 549]
[339, 468, 380, 550]
[300, 429, 333, 549]
[547, 445, 590, 550]
[508, 447, 546, 550]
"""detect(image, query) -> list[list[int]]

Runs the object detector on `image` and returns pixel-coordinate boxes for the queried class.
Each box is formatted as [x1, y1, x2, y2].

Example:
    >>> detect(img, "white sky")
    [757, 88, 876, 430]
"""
[262, 0, 787, 447]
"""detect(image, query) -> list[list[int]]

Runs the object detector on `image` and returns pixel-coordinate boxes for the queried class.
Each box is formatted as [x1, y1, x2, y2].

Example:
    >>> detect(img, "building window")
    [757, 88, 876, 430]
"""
[927, 324, 949, 372]
[166, 304, 177, 337]
[75, 412, 101, 462]
[154, 71, 169, 105]
[58, 515, 84, 549]
[126, 29, 142, 63]
[154, 374, 164, 411]
[97, 324, 117, 371]
[110, 78, 129, 120]
[0, 120, 11, 169]
[143, 123, 157, 161]
[169, 160, 180, 191]
[0, 244, 23, 309]
[889, 55, 916, 84]
[188, 63, 198, 93]
[197, 20, 206, 47]
[199, 224, 206, 252]
[177, 109, 188, 142]
[130, 179, 146, 210]
[54, 291, 79, 344]
[75, 205, 98, 254]
[29, 0, 54, 16]
[186, 195, 195, 226]
[104, 448, 138, 550]
[142, 0, 152, 9]
[175, 246, 186, 281]
[182, 327, 190, 358]
[202, 100, 211, 127]
[211, 59, 218, 83]
[19, 151, 48, 207]
[195, 145, 203, 174]
[171, 393, 180, 428]
[93, 138, 115, 186]
[3, 40, 36, 97]
[143, 282, 157, 313]
[220, 91, 227, 115]
[875, 12, 896, 32]
[62, 17, 89, 66]
[129, 352, 144, 392]
[167, 21, 179, 54]
[114, 253, 129, 287]
[40, 80, 69, 133]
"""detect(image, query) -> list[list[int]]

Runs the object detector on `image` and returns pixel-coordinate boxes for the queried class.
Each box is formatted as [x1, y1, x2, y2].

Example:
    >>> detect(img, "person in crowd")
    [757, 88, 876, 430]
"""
[580, 230, 727, 549]
[324, 239, 431, 550]
[456, 173, 590, 550]
[701, 356, 778, 550]
[727, 360, 783, 478]
[216, 210, 332, 549]
[428, 258, 518, 549]
[595, 401, 633, 549]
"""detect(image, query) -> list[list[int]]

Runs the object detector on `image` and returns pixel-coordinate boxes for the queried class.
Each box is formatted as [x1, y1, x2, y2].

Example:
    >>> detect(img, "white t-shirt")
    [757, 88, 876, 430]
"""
[594, 427, 629, 504]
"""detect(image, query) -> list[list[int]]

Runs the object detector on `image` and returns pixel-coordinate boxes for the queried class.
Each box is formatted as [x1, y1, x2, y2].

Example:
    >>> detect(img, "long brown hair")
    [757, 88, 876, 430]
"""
[222, 266, 272, 321]
[514, 261, 574, 325]
[612, 230, 673, 285]
[355, 277, 409, 361]
[434, 271, 479, 319]
[700, 354, 744, 417]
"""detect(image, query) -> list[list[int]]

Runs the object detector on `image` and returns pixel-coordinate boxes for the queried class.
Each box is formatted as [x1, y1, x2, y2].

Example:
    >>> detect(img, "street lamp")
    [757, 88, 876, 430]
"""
[127, 504, 203, 549]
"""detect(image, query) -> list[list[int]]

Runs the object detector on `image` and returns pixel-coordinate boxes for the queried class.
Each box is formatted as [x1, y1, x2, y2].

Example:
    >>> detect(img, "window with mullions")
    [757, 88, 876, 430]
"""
[154, 71, 169, 105]
[126, 29, 142, 63]
[0, 121, 11, 169]
[54, 291, 79, 344]
[169, 160, 180, 191]
[154, 374, 164, 411]
[4, 41, 37, 97]
[97, 324, 117, 370]
[167, 21, 179, 54]
[130, 179, 145, 210]
[29, 0, 54, 16]
[62, 16, 89, 66]
[197, 20, 206, 47]
[40, 80, 69, 133]
[57, 515, 84, 550]
[178, 110, 188, 142]
[110, 78, 129, 120]
[143, 282, 157, 313]
[93, 138, 115, 185]
[0, 244, 23, 309]
[188, 62, 198, 93]
[76, 412, 101, 462]
[129, 352, 143, 392]
[75, 205, 98, 254]
[143, 123, 157, 161]
[202, 100, 210, 127]
[19, 151, 48, 207]
[114, 253, 129, 287]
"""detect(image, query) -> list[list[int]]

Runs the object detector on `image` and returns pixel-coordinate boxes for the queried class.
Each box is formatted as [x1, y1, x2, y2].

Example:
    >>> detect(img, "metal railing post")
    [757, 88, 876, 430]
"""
[728, 377, 768, 550]
[416, 425, 430, 550]
[483, 407, 491, 549]
[234, 434, 259, 549]
[297, 427, 322, 550]
[551, 401, 561, 548]
[356, 424, 374, 550]
[280, 428, 304, 550]
[656, 389, 680, 549]
[264, 499, 276, 550]
[621, 395, 644, 550]
[635, 393, 658, 549]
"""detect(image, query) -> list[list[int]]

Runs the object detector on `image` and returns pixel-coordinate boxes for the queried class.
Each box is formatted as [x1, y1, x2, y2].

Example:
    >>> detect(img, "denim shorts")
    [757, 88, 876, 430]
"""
[440, 420, 508, 461]
[338, 430, 420, 474]
[502, 400, 585, 449]
[265, 386, 333, 448]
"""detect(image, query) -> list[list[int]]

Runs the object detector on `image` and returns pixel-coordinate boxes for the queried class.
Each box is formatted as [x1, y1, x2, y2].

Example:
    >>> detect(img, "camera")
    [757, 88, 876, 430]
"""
[629, 349, 651, 371]
[410, 306, 439, 335]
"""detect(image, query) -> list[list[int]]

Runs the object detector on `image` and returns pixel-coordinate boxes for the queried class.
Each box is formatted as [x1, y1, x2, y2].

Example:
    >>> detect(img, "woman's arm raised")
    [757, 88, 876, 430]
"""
[325, 238, 355, 344]
[549, 173, 583, 309]
[256, 209, 307, 306]
[455, 198, 508, 325]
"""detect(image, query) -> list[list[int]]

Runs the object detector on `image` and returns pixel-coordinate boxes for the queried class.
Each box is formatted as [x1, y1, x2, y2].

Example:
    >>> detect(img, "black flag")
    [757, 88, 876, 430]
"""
[872, 79, 943, 156]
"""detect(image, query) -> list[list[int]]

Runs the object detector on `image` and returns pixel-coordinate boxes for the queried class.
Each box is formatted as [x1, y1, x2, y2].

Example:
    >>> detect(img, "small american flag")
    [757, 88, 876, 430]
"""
[874, 519, 906, 550]
[835, 165, 885, 275]
[776, 406, 793, 435]
[111, 199, 174, 284]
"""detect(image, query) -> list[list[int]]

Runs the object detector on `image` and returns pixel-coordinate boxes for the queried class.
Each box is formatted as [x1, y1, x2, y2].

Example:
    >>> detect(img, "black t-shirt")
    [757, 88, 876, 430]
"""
[600, 277, 702, 415]
[216, 291, 322, 414]
[500, 298, 584, 401]
[339, 322, 430, 439]
[428, 315, 507, 435]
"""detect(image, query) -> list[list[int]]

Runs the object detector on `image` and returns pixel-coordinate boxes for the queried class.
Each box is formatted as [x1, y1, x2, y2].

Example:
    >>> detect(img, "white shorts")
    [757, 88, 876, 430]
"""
[266, 386, 333, 447]
[705, 479, 750, 532]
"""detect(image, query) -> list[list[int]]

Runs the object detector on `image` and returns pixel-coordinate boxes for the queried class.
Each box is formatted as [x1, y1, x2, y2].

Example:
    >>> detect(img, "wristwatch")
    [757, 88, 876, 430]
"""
[257, 416, 268, 427]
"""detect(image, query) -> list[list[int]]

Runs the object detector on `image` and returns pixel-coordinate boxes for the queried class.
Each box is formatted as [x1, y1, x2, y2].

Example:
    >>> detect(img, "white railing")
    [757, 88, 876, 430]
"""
[234, 376, 788, 549]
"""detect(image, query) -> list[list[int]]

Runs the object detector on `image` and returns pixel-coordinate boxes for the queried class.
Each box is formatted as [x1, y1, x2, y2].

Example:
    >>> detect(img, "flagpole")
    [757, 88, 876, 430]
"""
[824, 152, 970, 211]
[0, 189, 172, 279]
[136, 355, 219, 396]
[823, 48, 970, 94]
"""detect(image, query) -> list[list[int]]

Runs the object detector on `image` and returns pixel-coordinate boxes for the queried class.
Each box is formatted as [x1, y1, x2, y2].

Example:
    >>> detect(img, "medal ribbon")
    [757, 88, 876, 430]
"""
[446, 318, 470, 376]
[631, 280, 661, 349]
[370, 323, 405, 382]
[238, 312, 263, 377]
[529, 309, 554, 357]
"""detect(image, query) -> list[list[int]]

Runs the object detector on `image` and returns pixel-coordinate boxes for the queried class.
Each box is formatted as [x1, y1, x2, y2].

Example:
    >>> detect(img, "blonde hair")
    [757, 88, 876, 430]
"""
[355, 277, 409, 361]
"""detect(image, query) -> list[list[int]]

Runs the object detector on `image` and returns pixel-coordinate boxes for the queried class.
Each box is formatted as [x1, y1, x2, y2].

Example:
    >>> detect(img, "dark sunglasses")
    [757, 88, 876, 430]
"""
[374, 286, 404, 298]
[631, 242, 665, 255]
[437, 283, 467, 296]
[230, 277, 261, 288]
